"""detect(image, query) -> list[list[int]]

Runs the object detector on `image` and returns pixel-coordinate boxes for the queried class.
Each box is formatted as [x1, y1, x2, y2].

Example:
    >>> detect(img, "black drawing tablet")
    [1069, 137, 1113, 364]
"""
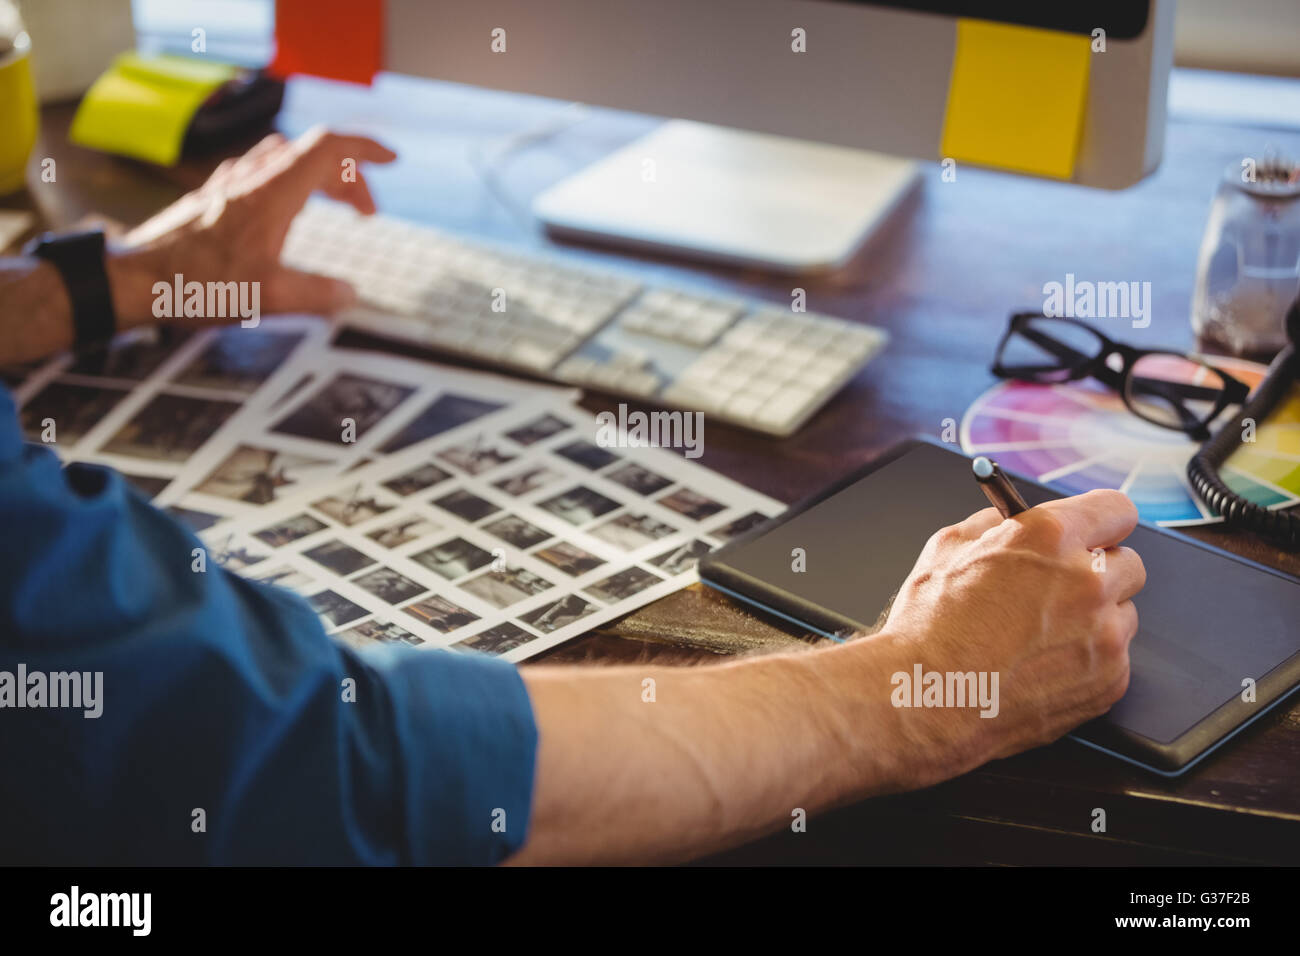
[699, 437, 1300, 775]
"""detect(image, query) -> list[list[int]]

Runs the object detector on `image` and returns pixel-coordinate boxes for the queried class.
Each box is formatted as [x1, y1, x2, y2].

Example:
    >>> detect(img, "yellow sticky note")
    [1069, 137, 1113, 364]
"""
[941, 19, 1091, 181]
[70, 54, 237, 166]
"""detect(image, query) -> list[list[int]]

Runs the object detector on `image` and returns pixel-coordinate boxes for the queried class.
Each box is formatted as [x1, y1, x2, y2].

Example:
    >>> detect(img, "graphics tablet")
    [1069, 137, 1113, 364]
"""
[698, 437, 1300, 775]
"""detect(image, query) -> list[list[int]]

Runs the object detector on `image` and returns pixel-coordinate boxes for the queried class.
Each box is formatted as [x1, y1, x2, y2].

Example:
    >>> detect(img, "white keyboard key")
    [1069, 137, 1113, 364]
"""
[507, 340, 564, 371]
[756, 389, 818, 431]
[724, 391, 766, 420]
[555, 356, 597, 381]
[621, 370, 663, 396]
[662, 383, 725, 414]
[610, 349, 650, 369]
[744, 375, 785, 400]
[713, 366, 753, 393]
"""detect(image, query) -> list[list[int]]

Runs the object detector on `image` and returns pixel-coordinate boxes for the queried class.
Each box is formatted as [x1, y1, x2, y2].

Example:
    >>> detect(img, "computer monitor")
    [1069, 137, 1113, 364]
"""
[386, 0, 1175, 272]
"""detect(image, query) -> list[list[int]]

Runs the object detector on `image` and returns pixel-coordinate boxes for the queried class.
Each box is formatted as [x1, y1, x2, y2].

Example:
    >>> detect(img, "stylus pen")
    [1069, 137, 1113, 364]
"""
[972, 456, 1030, 518]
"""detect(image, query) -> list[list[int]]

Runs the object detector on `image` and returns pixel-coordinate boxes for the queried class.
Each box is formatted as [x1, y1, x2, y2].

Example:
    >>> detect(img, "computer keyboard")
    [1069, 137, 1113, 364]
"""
[282, 199, 888, 437]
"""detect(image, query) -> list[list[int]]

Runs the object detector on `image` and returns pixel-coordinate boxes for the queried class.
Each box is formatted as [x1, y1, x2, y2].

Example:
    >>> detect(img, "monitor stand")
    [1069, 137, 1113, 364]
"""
[532, 120, 920, 275]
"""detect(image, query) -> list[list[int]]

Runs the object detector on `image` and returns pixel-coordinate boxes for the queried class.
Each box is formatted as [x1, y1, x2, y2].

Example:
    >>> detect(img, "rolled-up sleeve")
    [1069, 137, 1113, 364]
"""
[0, 387, 537, 865]
[366, 645, 537, 864]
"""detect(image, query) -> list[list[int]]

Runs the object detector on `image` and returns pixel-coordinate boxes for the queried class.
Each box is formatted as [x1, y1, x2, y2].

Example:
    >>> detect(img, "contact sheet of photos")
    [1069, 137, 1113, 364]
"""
[200, 401, 782, 662]
[5, 317, 571, 536]
[151, 343, 573, 531]
[7, 325, 781, 662]
[8, 317, 333, 523]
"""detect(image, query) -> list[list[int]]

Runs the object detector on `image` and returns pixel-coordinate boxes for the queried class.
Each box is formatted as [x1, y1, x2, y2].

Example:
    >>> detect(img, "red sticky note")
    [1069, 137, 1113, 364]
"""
[269, 0, 383, 86]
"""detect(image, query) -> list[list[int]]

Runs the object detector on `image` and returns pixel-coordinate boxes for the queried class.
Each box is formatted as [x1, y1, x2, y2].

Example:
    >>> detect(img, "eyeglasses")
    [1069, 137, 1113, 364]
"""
[991, 313, 1251, 440]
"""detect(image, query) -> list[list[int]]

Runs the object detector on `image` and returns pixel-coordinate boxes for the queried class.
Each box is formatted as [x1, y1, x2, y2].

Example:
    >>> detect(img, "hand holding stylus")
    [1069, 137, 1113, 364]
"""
[972, 456, 1030, 518]
[879, 485, 1146, 779]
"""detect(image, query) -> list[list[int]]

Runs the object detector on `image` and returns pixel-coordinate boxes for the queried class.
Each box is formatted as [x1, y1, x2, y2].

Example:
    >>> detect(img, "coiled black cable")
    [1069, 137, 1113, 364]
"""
[1186, 298, 1300, 548]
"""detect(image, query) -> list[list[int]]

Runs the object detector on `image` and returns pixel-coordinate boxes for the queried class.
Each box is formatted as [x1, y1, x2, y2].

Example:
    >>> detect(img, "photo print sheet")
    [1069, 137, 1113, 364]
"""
[153, 346, 575, 532]
[201, 401, 783, 662]
[11, 317, 333, 523]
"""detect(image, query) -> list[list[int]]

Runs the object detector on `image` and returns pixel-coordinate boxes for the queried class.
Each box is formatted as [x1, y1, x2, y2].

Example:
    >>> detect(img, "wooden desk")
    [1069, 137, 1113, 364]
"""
[11, 71, 1300, 864]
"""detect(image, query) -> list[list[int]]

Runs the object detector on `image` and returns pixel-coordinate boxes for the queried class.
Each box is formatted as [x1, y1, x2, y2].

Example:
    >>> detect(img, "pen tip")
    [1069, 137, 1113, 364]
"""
[972, 456, 994, 479]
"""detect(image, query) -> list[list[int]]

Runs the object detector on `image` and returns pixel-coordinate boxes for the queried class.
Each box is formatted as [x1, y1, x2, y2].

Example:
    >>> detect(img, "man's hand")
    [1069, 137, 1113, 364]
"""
[513, 489, 1145, 865]
[876, 488, 1145, 787]
[108, 126, 396, 325]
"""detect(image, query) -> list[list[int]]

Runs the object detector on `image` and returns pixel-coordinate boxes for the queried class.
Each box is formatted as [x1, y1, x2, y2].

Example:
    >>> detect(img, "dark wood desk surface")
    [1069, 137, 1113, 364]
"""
[10, 72, 1300, 864]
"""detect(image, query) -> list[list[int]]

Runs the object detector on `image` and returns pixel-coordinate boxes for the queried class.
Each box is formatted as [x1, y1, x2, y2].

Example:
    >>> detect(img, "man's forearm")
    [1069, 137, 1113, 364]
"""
[0, 247, 165, 365]
[511, 634, 929, 865]
[0, 256, 75, 365]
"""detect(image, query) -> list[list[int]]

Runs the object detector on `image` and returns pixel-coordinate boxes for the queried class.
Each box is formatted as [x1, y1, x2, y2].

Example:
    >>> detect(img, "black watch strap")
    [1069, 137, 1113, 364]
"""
[24, 229, 118, 351]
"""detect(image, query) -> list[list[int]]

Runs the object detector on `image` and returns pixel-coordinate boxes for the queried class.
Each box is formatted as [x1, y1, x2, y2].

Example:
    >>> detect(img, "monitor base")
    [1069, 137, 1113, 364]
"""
[532, 120, 920, 275]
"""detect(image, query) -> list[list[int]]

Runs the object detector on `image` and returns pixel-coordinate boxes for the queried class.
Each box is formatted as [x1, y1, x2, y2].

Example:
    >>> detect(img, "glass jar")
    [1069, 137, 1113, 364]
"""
[1191, 156, 1300, 359]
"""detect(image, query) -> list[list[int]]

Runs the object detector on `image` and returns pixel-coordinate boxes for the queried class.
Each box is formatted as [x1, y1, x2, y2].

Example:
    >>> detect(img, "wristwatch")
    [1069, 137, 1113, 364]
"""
[23, 228, 118, 351]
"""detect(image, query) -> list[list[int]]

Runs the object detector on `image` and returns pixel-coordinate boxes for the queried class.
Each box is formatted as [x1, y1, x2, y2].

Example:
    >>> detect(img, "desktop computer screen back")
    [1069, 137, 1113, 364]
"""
[386, 0, 1174, 189]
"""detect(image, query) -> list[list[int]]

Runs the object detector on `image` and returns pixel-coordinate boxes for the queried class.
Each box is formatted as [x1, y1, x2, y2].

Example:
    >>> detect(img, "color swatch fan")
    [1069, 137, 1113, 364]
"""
[961, 356, 1300, 526]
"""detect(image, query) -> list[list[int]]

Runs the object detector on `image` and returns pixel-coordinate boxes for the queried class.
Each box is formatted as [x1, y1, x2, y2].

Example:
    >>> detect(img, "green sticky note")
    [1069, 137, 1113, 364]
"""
[70, 54, 238, 166]
[941, 19, 1091, 181]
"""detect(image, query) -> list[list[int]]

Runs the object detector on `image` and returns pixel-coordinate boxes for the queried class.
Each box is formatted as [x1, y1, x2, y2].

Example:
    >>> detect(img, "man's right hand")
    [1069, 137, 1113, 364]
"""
[875, 488, 1145, 786]
[512, 487, 1146, 864]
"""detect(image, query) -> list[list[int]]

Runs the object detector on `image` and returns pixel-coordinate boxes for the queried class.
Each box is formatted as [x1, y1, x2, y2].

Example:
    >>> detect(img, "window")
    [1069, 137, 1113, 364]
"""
[131, 0, 273, 66]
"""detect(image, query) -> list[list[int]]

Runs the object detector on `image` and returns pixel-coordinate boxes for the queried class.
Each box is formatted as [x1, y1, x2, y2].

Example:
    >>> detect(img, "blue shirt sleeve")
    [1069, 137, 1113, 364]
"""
[0, 385, 537, 865]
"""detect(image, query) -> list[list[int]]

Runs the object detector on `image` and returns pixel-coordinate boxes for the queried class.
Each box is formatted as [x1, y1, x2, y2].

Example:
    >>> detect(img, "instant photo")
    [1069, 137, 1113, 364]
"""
[605, 462, 673, 496]
[590, 512, 678, 551]
[553, 439, 619, 471]
[249, 565, 316, 591]
[432, 488, 500, 523]
[100, 392, 240, 462]
[537, 485, 621, 525]
[366, 515, 441, 548]
[533, 541, 606, 577]
[21, 381, 129, 445]
[311, 485, 395, 526]
[585, 567, 663, 604]
[303, 540, 376, 576]
[196, 445, 334, 505]
[493, 466, 563, 496]
[482, 514, 553, 549]
[166, 506, 223, 533]
[648, 539, 713, 575]
[462, 566, 554, 609]
[254, 513, 329, 547]
[709, 511, 771, 542]
[171, 328, 303, 393]
[209, 536, 270, 570]
[383, 461, 453, 496]
[436, 436, 517, 475]
[379, 393, 503, 454]
[402, 595, 480, 633]
[518, 594, 597, 633]
[352, 566, 428, 605]
[657, 488, 725, 521]
[505, 413, 570, 446]
[68, 329, 190, 381]
[453, 622, 536, 656]
[272, 373, 415, 443]
[336, 619, 425, 649]
[409, 537, 494, 580]
[308, 590, 370, 628]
